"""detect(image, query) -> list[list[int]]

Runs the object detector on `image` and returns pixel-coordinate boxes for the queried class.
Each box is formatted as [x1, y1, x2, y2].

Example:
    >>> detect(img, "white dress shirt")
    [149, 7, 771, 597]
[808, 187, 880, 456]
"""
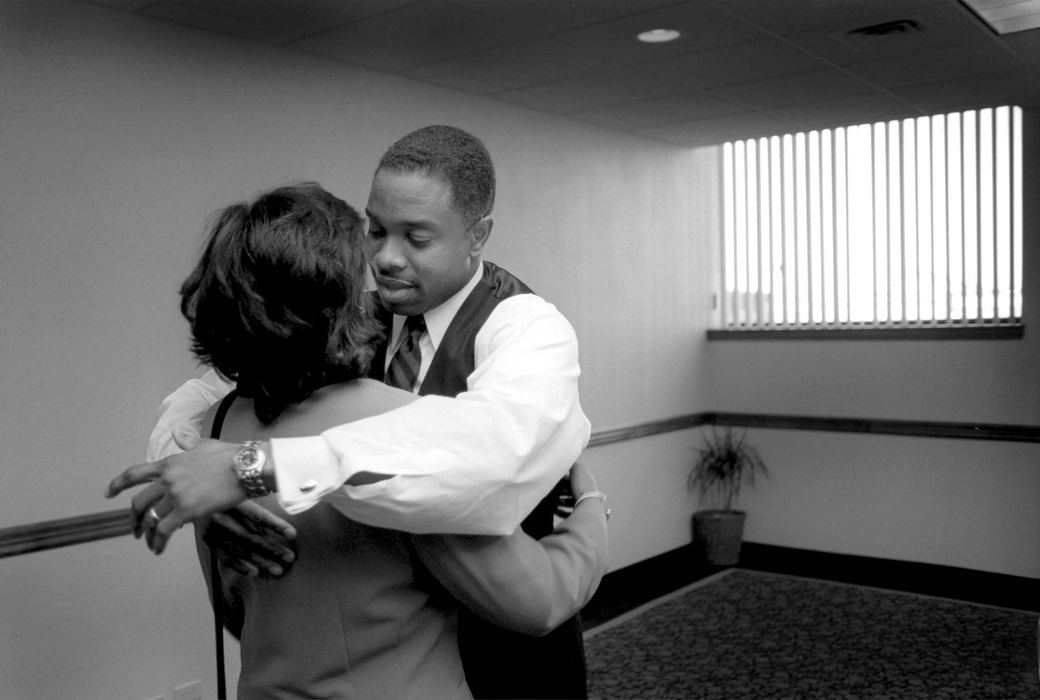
[147, 264, 590, 535]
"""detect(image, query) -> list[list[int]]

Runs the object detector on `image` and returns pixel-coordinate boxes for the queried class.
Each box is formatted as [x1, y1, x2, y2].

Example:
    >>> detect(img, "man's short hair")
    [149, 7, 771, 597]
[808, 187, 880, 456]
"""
[377, 125, 496, 224]
[180, 182, 382, 423]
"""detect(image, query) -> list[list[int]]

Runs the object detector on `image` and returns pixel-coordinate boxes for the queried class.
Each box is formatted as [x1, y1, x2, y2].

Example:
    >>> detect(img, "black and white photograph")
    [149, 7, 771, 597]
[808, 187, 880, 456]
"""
[1, 1, 1037, 698]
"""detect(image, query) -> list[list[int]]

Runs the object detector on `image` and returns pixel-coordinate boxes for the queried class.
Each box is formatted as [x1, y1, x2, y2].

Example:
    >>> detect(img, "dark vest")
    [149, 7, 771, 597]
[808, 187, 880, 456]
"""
[370, 261, 587, 699]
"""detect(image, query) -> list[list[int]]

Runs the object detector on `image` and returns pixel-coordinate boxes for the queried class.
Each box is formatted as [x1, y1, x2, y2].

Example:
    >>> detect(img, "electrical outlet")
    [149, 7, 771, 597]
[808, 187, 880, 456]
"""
[173, 680, 203, 700]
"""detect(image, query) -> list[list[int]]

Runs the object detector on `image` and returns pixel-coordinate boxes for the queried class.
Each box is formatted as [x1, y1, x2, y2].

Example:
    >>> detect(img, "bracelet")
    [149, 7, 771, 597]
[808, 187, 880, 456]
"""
[574, 490, 610, 520]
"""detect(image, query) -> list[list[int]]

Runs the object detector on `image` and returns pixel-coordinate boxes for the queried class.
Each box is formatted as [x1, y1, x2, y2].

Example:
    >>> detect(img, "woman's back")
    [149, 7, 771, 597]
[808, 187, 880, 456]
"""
[204, 379, 470, 700]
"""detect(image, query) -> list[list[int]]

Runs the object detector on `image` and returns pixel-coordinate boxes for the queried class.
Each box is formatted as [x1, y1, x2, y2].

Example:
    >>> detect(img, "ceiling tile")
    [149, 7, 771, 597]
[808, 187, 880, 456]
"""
[404, 36, 607, 93]
[844, 41, 1022, 89]
[639, 39, 830, 91]
[708, 70, 874, 111]
[140, 0, 412, 45]
[638, 111, 794, 147]
[448, 0, 681, 37]
[767, 93, 918, 132]
[86, 0, 159, 10]
[706, 0, 940, 37]
[287, 0, 529, 72]
[576, 91, 747, 129]
[554, 1, 769, 69]
[888, 69, 1040, 112]
[998, 26, 1040, 69]
[780, 2, 995, 67]
[498, 63, 687, 114]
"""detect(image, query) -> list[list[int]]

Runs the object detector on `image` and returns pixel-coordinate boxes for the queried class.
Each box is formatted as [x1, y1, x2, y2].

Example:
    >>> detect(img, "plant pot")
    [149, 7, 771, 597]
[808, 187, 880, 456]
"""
[691, 510, 746, 566]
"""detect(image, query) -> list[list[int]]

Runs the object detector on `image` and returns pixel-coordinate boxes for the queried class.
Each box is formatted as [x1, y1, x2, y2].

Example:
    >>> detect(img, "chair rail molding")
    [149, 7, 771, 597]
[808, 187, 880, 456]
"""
[2, 411, 1037, 559]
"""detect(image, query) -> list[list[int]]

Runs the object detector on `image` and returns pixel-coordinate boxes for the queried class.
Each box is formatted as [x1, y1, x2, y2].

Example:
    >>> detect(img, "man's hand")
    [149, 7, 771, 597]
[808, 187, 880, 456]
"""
[106, 439, 249, 554]
[202, 502, 297, 578]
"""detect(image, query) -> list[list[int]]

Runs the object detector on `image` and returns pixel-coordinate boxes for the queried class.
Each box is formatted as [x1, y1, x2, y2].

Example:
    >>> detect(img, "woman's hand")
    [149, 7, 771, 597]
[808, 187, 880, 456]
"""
[568, 462, 600, 498]
[106, 438, 249, 554]
[554, 462, 602, 520]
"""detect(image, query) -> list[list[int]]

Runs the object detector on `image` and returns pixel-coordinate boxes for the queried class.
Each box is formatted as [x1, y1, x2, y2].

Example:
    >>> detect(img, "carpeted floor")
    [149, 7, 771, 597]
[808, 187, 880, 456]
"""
[583, 569, 1039, 700]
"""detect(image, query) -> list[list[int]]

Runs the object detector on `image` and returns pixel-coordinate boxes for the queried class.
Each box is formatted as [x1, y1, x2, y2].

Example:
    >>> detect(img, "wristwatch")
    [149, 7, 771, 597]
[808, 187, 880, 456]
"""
[232, 440, 270, 498]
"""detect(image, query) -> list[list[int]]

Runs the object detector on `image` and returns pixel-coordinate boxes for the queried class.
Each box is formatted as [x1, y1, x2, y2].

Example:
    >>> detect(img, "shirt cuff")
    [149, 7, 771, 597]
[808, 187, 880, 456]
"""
[269, 436, 342, 514]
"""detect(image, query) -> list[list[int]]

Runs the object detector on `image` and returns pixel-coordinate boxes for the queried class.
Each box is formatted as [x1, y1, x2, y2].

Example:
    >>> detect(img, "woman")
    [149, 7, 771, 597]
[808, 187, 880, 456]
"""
[176, 183, 607, 698]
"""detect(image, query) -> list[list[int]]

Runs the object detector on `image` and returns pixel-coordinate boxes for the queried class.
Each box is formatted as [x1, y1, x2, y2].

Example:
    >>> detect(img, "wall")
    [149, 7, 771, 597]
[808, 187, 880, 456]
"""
[700, 113, 1040, 579]
[0, 3, 706, 698]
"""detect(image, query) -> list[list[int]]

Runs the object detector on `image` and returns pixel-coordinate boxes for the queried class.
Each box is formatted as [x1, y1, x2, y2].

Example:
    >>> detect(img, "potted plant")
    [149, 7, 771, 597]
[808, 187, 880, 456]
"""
[688, 427, 768, 566]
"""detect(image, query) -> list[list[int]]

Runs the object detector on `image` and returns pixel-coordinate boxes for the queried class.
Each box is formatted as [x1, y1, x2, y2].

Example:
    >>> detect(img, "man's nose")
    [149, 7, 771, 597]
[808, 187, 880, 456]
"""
[371, 236, 405, 270]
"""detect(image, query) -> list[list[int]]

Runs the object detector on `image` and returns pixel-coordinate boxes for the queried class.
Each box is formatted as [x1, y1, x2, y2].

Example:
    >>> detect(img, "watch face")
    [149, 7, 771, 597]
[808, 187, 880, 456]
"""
[238, 447, 259, 468]
[235, 443, 263, 471]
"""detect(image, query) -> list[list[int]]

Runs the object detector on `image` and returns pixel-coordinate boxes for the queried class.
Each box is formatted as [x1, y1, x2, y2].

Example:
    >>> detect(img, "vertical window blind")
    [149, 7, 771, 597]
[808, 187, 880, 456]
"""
[719, 105, 1022, 331]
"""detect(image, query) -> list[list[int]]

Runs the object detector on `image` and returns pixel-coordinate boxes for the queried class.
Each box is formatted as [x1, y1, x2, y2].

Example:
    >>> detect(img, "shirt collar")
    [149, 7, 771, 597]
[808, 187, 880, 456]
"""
[391, 262, 483, 353]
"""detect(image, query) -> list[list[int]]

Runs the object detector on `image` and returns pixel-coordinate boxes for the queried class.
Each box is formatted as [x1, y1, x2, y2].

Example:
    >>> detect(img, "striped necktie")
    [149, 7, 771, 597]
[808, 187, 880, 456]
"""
[385, 314, 426, 391]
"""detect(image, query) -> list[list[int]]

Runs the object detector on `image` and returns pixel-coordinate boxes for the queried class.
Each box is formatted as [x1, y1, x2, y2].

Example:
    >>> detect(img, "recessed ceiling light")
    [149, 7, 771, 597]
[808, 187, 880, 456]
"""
[637, 28, 681, 44]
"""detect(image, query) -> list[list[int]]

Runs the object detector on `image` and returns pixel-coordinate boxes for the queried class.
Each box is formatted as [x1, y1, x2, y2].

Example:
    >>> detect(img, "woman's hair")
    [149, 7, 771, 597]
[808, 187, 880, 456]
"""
[179, 182, 382, 424]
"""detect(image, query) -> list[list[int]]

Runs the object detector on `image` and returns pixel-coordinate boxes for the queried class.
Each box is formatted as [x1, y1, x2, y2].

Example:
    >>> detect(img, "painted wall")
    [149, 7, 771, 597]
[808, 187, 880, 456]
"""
[0, 3, 706, 698]
[699, 114, 1040, 579]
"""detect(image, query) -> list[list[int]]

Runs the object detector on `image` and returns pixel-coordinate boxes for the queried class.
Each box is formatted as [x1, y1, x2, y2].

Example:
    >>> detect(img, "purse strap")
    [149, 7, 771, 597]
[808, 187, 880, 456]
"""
[208, 390, 237, 700]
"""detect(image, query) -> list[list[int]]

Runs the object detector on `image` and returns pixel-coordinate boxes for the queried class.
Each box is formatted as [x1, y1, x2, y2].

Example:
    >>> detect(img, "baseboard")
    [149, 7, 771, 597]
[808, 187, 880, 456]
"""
[582, 541, 1039, 629]
[740, 542, 1040, 612]
[581, 543, 716, 629]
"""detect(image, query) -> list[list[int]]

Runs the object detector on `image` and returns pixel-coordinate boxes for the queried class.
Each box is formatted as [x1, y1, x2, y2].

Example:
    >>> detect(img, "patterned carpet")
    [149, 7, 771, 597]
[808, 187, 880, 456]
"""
[584, 569, 1039, 700]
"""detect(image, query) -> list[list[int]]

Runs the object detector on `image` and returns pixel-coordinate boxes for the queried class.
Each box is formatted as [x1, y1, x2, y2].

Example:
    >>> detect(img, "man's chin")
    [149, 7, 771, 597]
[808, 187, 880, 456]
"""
[377, 288, 423, 316]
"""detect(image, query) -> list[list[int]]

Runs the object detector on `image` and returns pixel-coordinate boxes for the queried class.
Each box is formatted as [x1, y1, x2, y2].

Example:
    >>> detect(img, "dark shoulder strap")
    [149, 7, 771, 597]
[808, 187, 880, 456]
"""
[210, 390, 238, 440]
[206, 387, 237, 700]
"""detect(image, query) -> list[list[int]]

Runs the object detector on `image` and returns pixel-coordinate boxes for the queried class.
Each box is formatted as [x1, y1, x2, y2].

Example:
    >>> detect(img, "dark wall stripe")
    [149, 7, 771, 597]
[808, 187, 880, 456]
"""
[0, 509, 130, 560]
[587, 411, 1040, 447]
[3, 411, 1037, 559]
[587, 413, 708, 448]
[705, 412, 1040, 443]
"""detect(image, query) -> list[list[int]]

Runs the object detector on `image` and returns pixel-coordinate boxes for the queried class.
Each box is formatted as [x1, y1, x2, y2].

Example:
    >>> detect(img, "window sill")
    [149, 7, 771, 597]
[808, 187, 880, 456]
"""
[707, 323, 1024, 341]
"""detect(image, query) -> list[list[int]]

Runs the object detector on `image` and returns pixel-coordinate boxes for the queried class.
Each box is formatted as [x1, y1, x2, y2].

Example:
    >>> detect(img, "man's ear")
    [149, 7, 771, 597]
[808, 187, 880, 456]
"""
[468, 216, 493, 256]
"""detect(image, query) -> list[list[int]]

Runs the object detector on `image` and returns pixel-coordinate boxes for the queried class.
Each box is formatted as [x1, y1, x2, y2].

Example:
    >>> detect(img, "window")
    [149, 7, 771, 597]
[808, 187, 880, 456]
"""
[716, 106, 1022, 336]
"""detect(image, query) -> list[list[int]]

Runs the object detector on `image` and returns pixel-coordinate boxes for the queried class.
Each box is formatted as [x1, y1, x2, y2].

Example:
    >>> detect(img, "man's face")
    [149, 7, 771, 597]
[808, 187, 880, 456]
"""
[364, 168, 489, 316]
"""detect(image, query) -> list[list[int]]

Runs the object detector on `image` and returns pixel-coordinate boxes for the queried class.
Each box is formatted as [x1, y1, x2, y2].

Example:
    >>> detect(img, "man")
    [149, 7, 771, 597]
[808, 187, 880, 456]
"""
[108, 126, 596, 698]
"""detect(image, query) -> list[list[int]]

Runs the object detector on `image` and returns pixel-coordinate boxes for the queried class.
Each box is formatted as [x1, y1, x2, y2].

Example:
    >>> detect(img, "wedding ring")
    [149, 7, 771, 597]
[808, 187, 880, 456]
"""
[146, 507, 161, 523]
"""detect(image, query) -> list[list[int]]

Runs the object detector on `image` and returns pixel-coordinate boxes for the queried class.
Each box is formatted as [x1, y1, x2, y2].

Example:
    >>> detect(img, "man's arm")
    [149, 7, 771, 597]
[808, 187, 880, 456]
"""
[145, 371, 297, 570]
[274, 295, 590, 535]
[410, 465, 609, 636]
[112, 296, 589, 538]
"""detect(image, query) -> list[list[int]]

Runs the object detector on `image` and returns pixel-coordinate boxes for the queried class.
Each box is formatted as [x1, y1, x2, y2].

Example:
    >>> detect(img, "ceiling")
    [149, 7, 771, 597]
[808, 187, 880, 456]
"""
[84, 0, 1040, 148]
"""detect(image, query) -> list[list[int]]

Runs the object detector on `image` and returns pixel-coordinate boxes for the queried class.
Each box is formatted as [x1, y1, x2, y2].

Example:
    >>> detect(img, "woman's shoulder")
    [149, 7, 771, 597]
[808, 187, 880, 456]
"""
[216, 379, 417, 441]
[309, 378, 415, 419]
[262, 379, 416, 437]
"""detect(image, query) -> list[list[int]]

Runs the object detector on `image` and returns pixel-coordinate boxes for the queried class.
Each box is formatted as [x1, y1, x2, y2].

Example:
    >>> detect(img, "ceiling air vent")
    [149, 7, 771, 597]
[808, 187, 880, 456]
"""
[832, 18, 926, 51]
